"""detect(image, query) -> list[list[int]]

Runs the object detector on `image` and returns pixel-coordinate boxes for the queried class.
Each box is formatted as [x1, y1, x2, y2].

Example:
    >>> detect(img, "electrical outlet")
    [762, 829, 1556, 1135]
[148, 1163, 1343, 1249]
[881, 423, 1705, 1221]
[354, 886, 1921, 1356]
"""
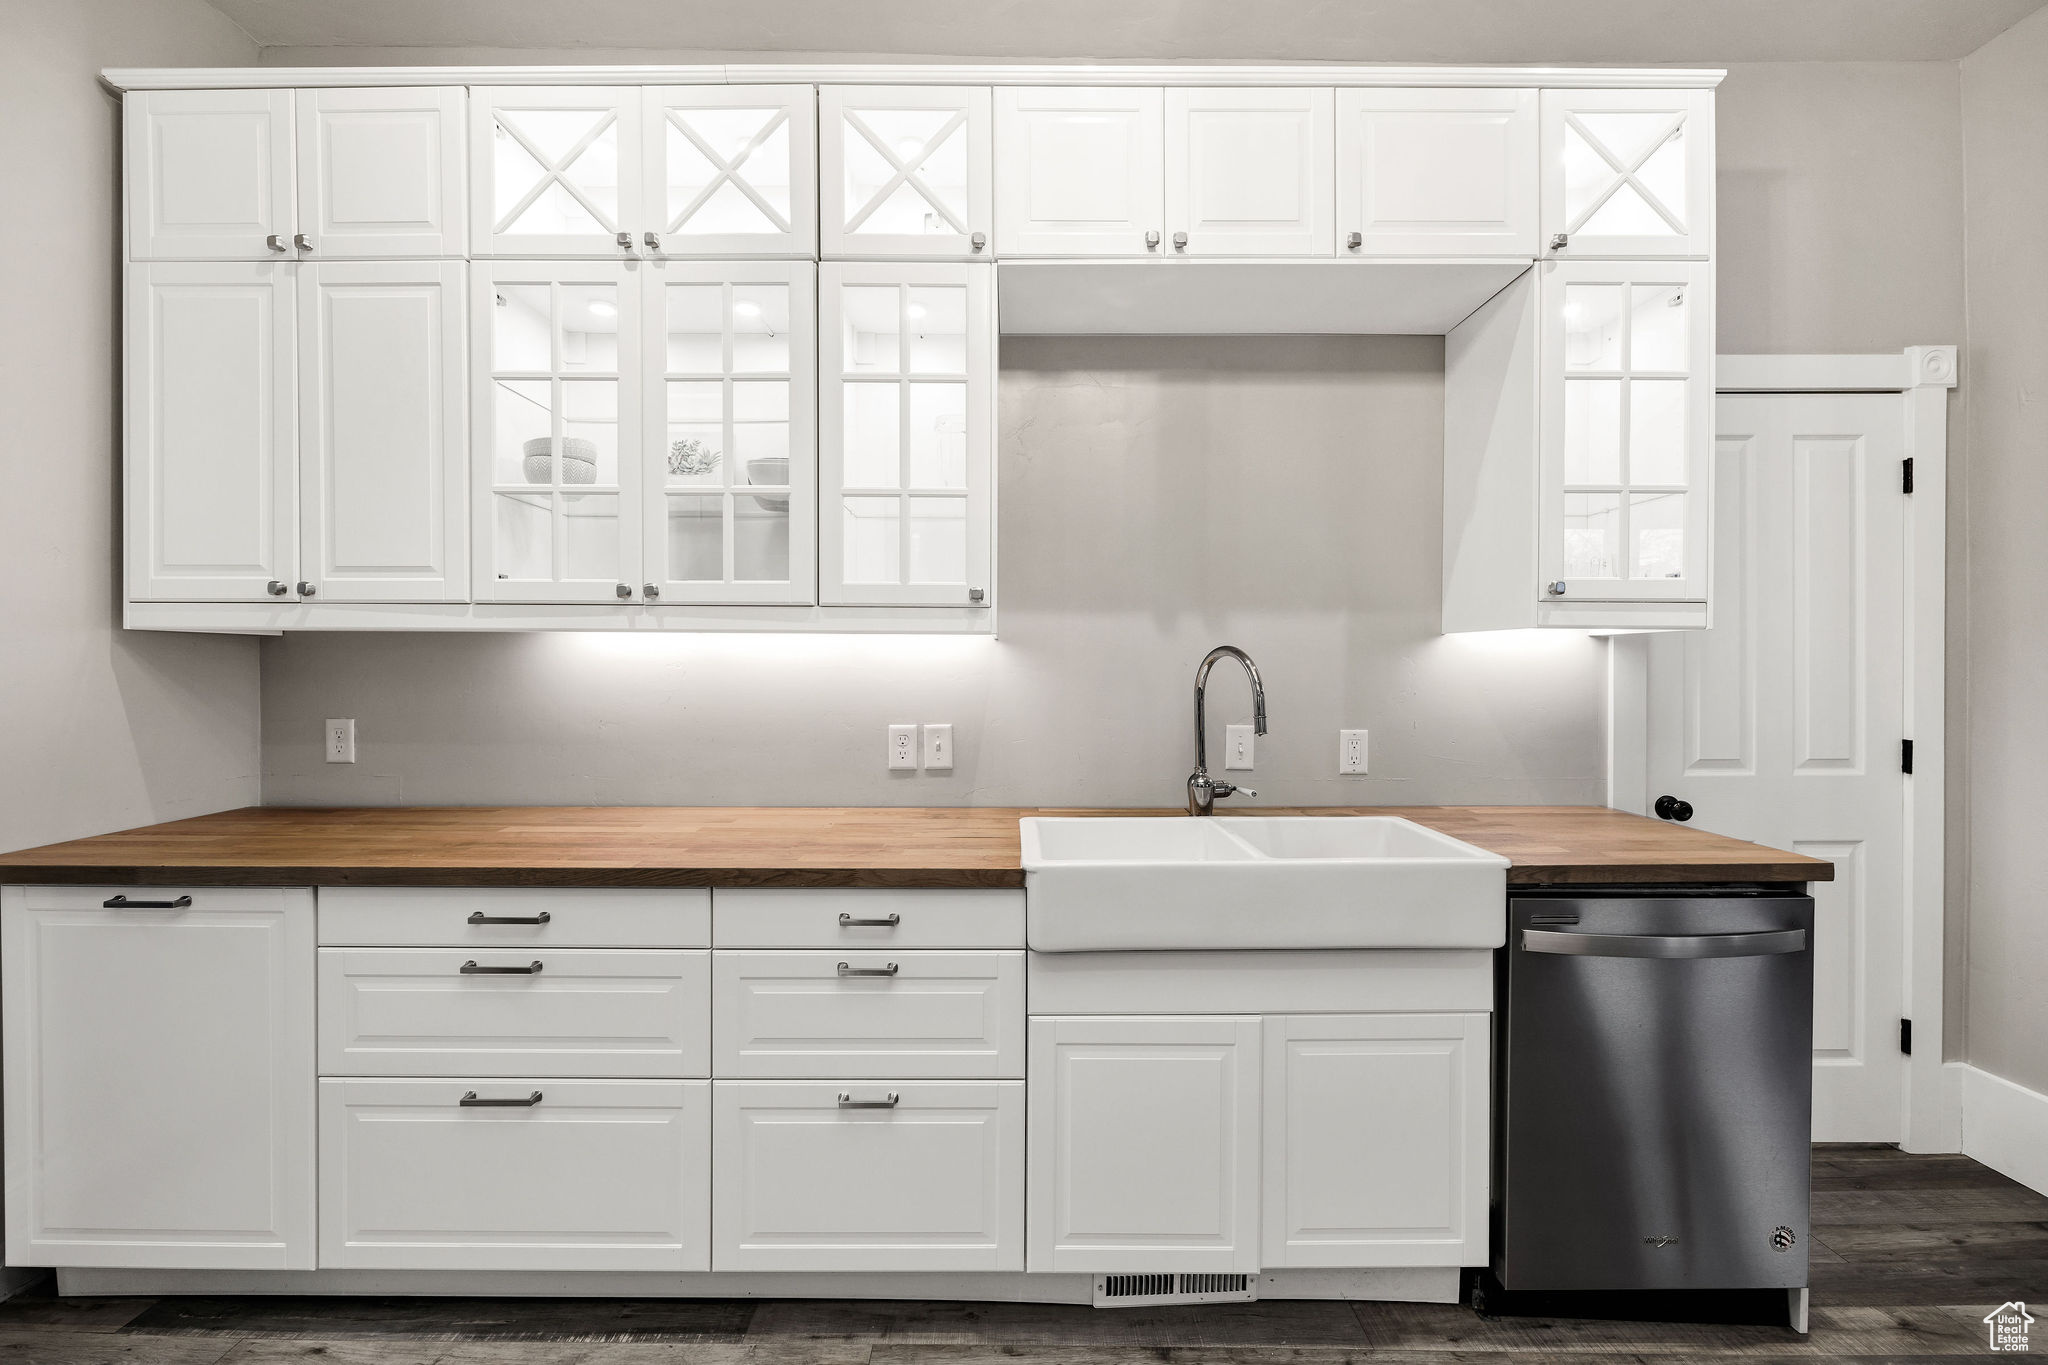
[923, 723, 954, 771]
[325, 718, 356, 764]
[1224, 724, 1254, 770]
[1340, 729, 1368, 775]
[887, 724, 918, 770]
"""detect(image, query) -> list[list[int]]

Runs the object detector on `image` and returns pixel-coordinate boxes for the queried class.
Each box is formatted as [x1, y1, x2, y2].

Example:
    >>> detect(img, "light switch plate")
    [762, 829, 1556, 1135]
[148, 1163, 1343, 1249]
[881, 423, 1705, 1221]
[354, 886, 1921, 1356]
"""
[1340, 729, 1368, 775]
[325, 718, 356, 764]
[1224, 724, 1254, 770]
[888, 724, 918, 770]
[923, 723, 954, 771]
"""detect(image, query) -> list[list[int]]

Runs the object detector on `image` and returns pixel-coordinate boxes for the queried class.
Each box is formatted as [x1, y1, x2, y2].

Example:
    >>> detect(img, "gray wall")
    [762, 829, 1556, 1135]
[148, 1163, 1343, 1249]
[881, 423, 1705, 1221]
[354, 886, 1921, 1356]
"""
[261, 337, 1608, 806]
[1960, 8, 2048, 1095]
[0, 0, 262, 855]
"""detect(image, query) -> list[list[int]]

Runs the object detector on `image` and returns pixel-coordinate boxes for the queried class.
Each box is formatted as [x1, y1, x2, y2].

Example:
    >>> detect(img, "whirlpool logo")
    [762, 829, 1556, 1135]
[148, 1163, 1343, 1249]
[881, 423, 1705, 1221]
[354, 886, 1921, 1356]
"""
[1642, 1235, 1680, 1248]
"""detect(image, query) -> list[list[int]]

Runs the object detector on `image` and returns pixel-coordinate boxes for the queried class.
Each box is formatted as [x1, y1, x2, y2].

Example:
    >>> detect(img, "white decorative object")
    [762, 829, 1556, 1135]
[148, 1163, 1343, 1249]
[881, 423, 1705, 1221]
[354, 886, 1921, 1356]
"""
[746, 456, 790, 512]
[522, 436, 597, 485]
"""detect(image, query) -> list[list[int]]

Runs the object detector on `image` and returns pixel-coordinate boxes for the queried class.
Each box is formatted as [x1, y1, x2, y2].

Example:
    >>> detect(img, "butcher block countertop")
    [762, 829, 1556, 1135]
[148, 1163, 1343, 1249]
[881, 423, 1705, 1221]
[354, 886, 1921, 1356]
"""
[0, 805, 1832, 889]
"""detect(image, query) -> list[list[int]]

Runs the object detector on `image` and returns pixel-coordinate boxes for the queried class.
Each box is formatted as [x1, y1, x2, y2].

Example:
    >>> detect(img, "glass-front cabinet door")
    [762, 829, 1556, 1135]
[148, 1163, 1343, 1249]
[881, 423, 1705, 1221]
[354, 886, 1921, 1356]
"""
[471, 88, 642, 257]
[1539, 259, 1711, 604]
[1541, 89, 1713, 259]
[641, 261, 817, 604]
[644, 87, 816, 258]
[472, 261, 642, 602]
[820, 87, 993, 259]
[820, 262, 993, 607]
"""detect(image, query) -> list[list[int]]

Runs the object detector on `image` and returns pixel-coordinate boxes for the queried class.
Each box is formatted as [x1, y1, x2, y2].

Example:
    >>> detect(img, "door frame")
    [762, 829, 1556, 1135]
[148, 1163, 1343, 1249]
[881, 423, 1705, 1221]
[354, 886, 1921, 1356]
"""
[1606, 345, 1958, 1152]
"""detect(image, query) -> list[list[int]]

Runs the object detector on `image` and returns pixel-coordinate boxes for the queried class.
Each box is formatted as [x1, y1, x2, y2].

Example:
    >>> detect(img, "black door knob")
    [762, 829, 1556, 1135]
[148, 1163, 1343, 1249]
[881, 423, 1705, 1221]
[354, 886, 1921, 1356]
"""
[1654, 795, 1694, 822]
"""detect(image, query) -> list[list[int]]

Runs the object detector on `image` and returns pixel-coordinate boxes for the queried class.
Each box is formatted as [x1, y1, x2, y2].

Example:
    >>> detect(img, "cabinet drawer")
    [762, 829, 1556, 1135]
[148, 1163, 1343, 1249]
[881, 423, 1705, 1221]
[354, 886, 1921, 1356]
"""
[714, 951, 1024, 1078]
[318, 888, 708, 948]
[712, 1080, 1022, 1271]
[318, 948, 710, 1077]
[319, 1078, 709, 1271]
[713, 889, 1023, 948]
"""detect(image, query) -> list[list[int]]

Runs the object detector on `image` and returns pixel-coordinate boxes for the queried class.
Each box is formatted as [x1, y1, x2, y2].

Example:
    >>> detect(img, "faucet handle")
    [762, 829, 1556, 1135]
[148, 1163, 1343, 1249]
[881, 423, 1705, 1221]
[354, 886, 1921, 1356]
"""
[1214, 782, 1257, 800]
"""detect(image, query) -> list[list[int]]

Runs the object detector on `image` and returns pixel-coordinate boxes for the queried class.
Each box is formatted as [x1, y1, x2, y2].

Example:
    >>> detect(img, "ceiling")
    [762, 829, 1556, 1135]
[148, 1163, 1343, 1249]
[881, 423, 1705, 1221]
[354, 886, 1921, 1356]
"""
[205, 0, 2046, 64]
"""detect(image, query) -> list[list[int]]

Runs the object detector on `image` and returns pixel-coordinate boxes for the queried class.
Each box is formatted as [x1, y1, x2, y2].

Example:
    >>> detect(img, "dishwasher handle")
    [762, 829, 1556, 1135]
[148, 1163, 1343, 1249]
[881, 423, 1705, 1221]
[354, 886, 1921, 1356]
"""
[1521, 927, 1807, 959]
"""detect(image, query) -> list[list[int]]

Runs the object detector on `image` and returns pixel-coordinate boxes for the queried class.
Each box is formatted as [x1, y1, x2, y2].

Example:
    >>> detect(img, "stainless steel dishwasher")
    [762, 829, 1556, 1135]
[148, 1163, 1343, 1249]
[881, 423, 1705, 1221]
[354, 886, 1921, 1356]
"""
[1493, 889, 1814, 1293]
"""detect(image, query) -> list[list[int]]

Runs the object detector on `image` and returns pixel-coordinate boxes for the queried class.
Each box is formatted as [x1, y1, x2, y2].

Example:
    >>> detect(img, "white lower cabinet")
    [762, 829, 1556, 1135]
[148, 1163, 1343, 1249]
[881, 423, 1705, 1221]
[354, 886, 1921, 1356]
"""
[1261, 1013, 1490, 1267]
[712, 1080, 1024, 1271]
[1027, 1015, 1262, 1273]
[319, 1078, 710, 1270]
[1, 887, 315, 1269]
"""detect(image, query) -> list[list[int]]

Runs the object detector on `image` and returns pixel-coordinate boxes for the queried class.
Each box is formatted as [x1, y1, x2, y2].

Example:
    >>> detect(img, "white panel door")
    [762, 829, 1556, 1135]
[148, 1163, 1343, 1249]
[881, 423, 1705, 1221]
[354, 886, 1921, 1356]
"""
[644, 86, 816, 258]
[317, 947, 710, 1078]
[641, 259, 817, 604]
[1165, 87, 1332, 257]
[1028, 1015, 1261, 1273]
[2, 887, 315, 1269]
[713, 1080, 1023, 1271]
[126, 261, 297, 601]
[1539, 258, 1713, 604]
[713, 950, 1024, 1078]
[472, 259, 644, 602]
[1262, 1013, 1488, 1268]
[320, 1078, 710, 1271]
[1542, 89, 1713, 258]
[820, 261, 993, 607]
[1647, 393, 1907, 1141]
[126, 89, 294, 260]
[295, 86, 466, 257]
[821, 86, 993, 259]
[994, 87, 1164, 257]
[1336, 88, 1536, 257]
[471, 87, 643, 257]
[299, 260, 467, 602]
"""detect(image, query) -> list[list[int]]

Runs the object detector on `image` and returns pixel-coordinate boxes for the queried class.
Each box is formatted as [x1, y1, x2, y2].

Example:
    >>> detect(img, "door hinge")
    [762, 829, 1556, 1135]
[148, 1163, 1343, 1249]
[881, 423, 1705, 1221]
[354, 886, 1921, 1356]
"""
[1902, 457, 1915, 494]
[1901, 739, 1914, 774]
[1900, 1018, 1913, 1056]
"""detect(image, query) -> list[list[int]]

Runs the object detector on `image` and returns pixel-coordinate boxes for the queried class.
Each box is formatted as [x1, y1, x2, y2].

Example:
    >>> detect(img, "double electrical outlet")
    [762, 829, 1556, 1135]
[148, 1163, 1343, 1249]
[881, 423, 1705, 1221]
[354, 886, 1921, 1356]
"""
[888, 723, 954, 772]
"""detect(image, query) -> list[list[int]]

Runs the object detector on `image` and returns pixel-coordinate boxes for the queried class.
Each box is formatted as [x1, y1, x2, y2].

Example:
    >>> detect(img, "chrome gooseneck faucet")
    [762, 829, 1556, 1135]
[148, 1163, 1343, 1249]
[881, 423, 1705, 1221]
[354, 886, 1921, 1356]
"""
[1187, 645, 1266, 816]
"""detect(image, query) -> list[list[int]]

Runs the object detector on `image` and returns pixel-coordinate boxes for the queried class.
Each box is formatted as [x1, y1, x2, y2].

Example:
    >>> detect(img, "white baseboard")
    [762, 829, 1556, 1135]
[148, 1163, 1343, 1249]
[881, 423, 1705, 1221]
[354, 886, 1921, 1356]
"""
[1959, 1063, 2048, 1196]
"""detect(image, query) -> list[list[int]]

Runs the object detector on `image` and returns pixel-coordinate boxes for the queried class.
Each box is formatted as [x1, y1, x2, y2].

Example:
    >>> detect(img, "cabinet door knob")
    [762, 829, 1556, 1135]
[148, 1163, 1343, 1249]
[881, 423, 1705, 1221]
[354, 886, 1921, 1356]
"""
[642, 231, 661, 250]
[967, 587, 985, 604]
[1172, 231, 1188, 251]
[1546, 581, 1567, 596]
[266, 580, 289, 596]
[1144, 230, 1161, 250]
[1654, 795, 1694, 823]
[293, 232, 313, 252]
[265, 234, 287, 253]
[1347, 231, 1363, 250]
[296, 581, 317, 598]
[643, 582, 660, 600]
[616, 231, 635, 252]
[970, 230, 987, 253]
[1549, 233, 1570, 251]
[615, 583, 633, 599]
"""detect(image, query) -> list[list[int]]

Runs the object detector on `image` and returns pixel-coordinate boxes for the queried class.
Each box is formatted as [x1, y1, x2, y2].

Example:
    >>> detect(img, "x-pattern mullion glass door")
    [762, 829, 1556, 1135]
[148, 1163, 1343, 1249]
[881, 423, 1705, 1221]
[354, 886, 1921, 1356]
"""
[821, 262, 992, 607]
[1541, 89, 1713, 258]
[643, 261, 816, 604]
[821, 86, 993, 259]
[1540, 259, 1711, 603]
[646, 87, 816, 258]
[472, 260, 642, 602]
[472, 87, 641, 257]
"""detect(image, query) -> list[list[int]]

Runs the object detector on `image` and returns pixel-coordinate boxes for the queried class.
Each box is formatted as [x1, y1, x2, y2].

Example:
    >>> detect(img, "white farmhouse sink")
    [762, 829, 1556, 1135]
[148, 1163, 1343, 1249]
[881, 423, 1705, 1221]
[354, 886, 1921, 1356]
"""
[1020, 816, 1510, 952]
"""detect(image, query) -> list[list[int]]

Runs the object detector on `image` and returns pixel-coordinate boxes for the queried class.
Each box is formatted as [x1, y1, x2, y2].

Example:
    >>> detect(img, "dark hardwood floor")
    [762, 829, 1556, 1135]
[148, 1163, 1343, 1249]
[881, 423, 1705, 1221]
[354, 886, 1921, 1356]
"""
[0, 1145, 2039, 1364]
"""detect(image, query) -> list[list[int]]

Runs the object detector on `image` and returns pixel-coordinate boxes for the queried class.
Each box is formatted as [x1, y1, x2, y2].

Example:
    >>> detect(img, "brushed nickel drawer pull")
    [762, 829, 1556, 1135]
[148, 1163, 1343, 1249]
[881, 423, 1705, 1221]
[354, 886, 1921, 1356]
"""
[460, 1090, 543, 1107]
[461, 960, 544, 974]
[837, 961, 899, 976]
[467, 910, 552, 925]
[837, 1091, 900, 1108]
[102, 895, 192, 909]
[838, 913, 901, 928]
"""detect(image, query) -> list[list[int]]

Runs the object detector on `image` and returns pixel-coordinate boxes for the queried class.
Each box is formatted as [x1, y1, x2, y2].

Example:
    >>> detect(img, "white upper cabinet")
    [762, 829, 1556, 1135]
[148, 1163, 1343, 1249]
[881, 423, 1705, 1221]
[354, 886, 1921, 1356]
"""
[1336, 88, 1536, 257]
[299, 261, 468, 602]
[645, 86, 817, 258]
[1165, 88, 1333, 257]
[126, 89, 294, 260]
[472, 87, 643, 258]
[821, 86, 994, 259]
[294, 87, 467, 257]
[471, 259, 644, 602]
[819, 261, 994, 607]
[1539, 258, 1713, 603]
[641, 259, 818, 605]
[1542, 89, 1713, 258]
[126, 261, 297, 601]
[995, 87, 1165, 257]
